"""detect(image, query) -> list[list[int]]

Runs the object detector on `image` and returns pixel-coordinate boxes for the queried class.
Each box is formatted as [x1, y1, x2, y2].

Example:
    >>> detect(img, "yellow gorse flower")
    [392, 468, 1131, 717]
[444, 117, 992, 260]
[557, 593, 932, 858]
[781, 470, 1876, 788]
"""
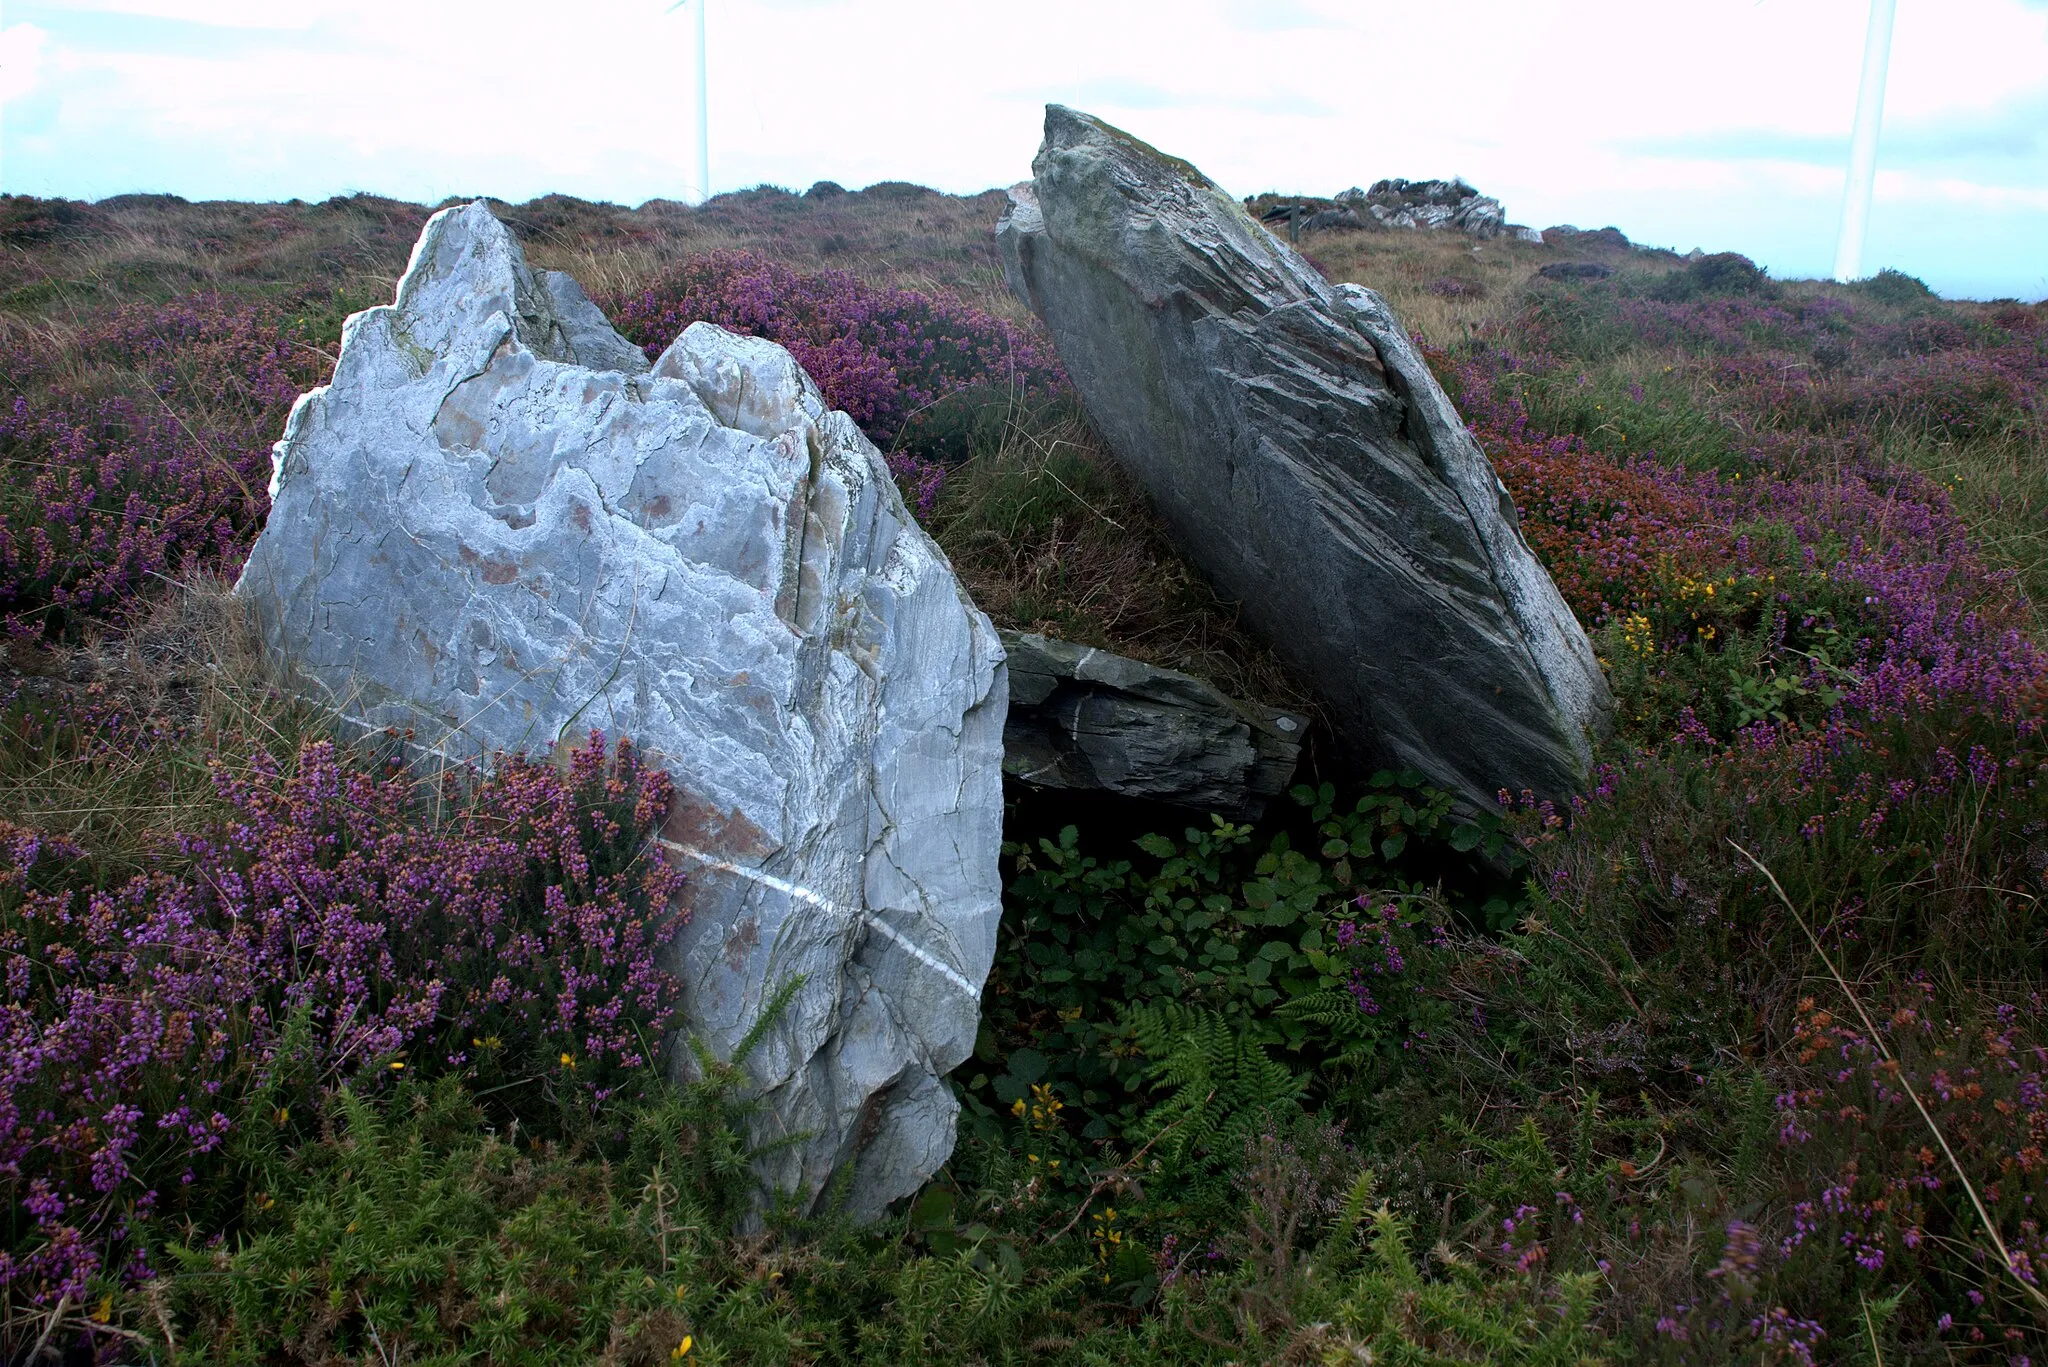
[671, 1335, 694, 1360]
[1020, 1082, 1065, 1133]
[1618, 613, 1655, 658]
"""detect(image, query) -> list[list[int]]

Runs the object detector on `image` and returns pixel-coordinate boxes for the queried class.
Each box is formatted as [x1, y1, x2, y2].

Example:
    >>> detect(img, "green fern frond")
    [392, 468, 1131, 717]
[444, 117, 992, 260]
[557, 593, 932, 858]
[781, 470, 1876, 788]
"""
[1123, 1002, 1308, 1170]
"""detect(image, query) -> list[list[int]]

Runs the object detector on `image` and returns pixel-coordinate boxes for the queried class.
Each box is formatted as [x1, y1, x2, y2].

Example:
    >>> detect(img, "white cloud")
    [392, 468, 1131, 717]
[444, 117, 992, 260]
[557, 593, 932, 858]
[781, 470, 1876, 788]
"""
[0, 24, 50, 103]
[14, 0, 334, 29]
[1895, 172, 2048, 212]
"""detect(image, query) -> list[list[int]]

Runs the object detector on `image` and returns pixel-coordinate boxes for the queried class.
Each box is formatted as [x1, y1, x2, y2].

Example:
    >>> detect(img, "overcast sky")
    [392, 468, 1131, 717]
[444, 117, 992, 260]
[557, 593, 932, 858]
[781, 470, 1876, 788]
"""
[3, 0, 2045, 299]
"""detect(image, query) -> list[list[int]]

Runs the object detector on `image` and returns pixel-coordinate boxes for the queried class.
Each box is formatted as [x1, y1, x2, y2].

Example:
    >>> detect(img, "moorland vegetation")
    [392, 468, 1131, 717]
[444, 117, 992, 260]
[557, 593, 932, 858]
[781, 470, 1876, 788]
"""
[2, 184, 2047, 1364]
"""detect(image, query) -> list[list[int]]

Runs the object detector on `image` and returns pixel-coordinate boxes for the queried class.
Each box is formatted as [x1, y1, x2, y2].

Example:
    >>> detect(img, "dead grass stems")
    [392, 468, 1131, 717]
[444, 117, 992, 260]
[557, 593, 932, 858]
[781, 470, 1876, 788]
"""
[928, 405, 1313, 714]
[1729, 838, 2048, 1321]
[0, 572, 323, 875]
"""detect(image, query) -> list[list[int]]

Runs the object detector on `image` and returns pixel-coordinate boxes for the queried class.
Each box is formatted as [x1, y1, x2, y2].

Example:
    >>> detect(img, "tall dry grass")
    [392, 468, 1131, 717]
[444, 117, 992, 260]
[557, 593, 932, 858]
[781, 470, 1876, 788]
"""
[927, 405, 1313, 713]
[0, 573, 324, 877]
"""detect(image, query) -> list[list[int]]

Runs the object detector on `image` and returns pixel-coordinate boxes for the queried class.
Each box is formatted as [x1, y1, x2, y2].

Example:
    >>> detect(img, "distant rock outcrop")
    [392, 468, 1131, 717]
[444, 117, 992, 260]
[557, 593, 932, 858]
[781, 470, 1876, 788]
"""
[1001, 631, 1306, 820]
[238, 202, 1008, 1222]
[997, 107, 1612, 808]
[1336, 179, 1542, 243]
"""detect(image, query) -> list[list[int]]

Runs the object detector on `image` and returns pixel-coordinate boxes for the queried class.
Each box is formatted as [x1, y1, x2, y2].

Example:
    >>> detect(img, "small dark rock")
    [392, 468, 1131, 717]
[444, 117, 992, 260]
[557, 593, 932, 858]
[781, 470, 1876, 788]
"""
[1000, 631, 1306, 819]
[1537, 262, 1614, 281]
[1298, 207, 1363, 232]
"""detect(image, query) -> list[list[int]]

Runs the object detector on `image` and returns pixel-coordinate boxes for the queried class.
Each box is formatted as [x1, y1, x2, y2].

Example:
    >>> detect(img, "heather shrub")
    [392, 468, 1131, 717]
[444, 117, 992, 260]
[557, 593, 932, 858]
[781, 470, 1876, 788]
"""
[1439, 305, 2041, 745]
[0, 197, 102, 248]
[1426, 683, 2048, 1345]
[0, 393, 257, 637]
[0, 733, 682, 1330]
[1766, 995, 2048, 1341]
[1650, 251, 1774, 302]
[0, 294, 327, 638]
[599, 251, 1067, 454]
[1380, 260, 2048, 1355]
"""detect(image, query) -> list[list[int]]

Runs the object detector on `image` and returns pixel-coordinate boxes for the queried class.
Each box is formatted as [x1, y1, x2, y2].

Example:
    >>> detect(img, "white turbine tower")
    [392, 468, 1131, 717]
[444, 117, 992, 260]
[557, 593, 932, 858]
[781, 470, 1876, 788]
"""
[667, 0, 711, 205]
[1833, 0, 1898, 281]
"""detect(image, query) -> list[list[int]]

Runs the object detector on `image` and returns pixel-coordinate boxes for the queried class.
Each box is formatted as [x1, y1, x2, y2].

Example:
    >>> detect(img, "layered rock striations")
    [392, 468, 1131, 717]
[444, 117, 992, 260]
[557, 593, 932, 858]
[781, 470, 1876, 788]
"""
[1334, 179, 1543, 243]
[238, 202, 1008, 1220]
[997, 107, 1611, 807]
[1001, 630, 1306, 820]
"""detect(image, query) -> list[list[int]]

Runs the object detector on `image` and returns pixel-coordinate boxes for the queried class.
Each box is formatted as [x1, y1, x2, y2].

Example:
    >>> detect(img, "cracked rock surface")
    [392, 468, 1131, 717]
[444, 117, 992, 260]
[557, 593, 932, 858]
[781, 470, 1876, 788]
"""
[238, 202, 1008, 1221]
[1001, 630, 1305, 820]
[997, 107, 1611, 807]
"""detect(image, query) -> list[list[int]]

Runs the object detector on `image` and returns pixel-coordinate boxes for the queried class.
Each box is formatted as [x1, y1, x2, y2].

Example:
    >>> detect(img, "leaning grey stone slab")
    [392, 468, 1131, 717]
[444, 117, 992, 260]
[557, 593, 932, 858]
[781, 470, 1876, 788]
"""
[237, 202, 1008, 1222]
[996, 106, 1611, 807]
[1001, 630, 1304, 819]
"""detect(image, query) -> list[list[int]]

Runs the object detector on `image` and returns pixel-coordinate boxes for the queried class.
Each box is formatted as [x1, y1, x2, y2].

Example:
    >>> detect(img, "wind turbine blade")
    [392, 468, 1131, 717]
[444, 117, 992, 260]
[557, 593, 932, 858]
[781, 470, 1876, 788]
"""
[694, 0, 709, 206]
[664, 0, 710, 205]
[1832, 0, 1897, 282]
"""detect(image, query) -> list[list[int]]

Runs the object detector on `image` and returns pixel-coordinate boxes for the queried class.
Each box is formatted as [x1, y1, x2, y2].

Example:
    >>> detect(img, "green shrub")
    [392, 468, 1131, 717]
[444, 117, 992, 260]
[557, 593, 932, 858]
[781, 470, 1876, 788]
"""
[1858, 267, 1937, 305]
[1508, 358, 1742, 473]
[1650, 252, 1775, 302]
[973, 776, 1523, 1166]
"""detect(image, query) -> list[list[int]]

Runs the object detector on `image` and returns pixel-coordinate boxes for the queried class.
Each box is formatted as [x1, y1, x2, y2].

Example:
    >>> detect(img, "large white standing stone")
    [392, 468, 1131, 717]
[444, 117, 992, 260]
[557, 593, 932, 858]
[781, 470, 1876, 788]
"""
[236, 203, 1008, 1220]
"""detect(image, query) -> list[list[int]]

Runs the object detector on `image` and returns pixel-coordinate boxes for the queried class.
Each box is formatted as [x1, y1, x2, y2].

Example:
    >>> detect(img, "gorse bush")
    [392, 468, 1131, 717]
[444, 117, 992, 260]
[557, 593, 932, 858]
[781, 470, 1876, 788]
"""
[156, 1049, 769, 1364]
[1860, 266, 1938, 305]
[1646, 251, 1775, 302]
